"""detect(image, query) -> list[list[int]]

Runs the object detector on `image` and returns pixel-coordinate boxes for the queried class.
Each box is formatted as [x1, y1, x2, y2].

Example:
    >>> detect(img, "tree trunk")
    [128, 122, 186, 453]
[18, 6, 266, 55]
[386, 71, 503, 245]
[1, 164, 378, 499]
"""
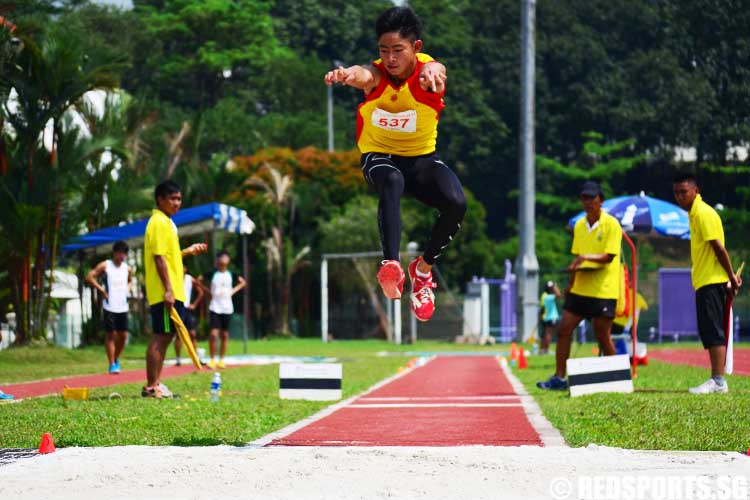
[9, 262, 27, 345]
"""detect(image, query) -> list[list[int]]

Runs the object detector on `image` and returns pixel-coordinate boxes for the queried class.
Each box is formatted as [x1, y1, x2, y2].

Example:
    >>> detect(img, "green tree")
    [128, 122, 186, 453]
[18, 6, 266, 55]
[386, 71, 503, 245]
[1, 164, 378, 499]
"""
[245, 165, 310, 335]
[0, 25, 123, 343]
[131, 0, 288, 110]
[536, 132, 646, 217]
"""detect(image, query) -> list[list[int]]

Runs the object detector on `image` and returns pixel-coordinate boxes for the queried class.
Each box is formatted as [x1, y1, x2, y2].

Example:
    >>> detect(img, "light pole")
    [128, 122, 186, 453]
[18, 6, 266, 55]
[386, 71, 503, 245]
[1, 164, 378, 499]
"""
[327, 60, 344, 153]
[515, 0, 539, 342]
[327, 84, 334, 152]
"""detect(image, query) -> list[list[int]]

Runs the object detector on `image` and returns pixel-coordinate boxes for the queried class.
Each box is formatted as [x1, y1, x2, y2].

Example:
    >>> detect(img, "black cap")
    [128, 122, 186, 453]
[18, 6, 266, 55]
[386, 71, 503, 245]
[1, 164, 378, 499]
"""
[580, 181, 603, 197]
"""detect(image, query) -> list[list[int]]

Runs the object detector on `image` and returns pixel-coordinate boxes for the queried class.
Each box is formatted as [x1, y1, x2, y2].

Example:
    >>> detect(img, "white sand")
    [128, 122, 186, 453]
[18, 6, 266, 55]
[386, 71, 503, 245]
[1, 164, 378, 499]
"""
[1, 444, 748, 500]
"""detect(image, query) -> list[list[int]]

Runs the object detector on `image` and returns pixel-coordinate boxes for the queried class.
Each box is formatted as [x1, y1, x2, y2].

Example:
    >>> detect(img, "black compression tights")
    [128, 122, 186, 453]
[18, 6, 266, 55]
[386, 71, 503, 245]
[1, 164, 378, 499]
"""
[361, 152, 467, 265]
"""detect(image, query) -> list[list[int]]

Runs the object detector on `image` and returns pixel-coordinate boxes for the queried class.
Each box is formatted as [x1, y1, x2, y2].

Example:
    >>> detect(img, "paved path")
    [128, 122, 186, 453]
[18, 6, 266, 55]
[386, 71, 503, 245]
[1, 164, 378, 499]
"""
[0, 364, 204, 400]
[650, 347, 750, 375]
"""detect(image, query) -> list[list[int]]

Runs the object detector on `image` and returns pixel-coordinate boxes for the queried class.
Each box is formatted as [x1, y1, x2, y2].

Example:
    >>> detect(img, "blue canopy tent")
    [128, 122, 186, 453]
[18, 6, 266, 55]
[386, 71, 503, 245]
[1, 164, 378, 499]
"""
[63, 203, 255, 253]
[64, 203, 256, 352]
[567, 192, 689, 239]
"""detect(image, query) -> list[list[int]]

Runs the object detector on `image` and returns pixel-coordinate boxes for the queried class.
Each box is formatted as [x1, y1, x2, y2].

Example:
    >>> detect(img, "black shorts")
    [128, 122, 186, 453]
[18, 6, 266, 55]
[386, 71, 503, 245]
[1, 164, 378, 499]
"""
[210, 312, 232, 330]
[150, 301, 187, 335]
[564, 292, 616, 319]
[103, 311, 128, 332]
[183, 309, 197, 331]
[542, 319, 559, 328]
[695, 283, 727, 348]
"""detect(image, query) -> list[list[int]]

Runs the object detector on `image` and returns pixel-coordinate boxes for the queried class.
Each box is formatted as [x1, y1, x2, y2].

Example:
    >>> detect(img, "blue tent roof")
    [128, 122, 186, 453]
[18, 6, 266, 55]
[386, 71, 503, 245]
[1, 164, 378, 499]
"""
[567, 193, 690, 240]
[63, 203, 255, 254]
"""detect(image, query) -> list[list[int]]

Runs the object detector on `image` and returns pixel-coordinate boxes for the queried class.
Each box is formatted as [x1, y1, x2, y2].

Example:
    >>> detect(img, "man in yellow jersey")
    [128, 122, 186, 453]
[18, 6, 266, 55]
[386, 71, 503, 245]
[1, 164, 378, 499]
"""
[673, 174, 740, 394]
[538, 181, 622, 390]
[324, 6, 466, 322]
[142, 180, 208, 398]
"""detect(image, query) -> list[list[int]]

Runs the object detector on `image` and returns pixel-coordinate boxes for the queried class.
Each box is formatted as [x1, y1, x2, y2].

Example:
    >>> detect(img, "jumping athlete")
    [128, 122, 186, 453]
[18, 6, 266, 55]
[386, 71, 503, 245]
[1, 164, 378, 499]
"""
[324, 6, 466, 322]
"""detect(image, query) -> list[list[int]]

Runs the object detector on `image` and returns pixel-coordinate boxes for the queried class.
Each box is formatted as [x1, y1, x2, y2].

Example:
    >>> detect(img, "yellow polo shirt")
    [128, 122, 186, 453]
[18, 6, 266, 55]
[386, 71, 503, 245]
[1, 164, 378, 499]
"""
[688, 194, 728, 290]
[144, 209, 185, 305]
[570, 212, 622, 299]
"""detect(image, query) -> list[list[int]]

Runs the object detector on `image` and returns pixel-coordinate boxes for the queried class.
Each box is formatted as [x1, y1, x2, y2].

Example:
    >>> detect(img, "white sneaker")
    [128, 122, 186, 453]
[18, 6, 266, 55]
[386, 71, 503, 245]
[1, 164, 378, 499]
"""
[157, 383, 175, 398]
[688, 378, 728, 394]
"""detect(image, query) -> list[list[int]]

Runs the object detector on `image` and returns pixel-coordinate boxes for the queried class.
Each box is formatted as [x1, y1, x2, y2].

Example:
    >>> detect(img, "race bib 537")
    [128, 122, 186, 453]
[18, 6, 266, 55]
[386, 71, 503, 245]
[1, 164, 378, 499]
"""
[372, 108, 417, 133]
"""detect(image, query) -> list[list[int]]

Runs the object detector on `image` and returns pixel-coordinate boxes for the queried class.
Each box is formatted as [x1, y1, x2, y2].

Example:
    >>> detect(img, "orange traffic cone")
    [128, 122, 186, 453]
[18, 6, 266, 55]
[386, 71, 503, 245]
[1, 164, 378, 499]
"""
[39, 432, 56, 454]
[510, 342, 519, 366]
[518, 348, 528, 369]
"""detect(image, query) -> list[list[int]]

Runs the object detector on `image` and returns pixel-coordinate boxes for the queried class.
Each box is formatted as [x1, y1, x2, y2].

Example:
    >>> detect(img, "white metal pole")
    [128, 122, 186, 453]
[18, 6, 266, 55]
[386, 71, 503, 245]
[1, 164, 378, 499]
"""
[515, 0, 539, 342]
[386, 298, 393, 343]
[327, 84, 334, 152]
[410, 308, 417, 344]
[321, 258, 328, 342]
[242, 234, 249, 354]
[394, 299, 402, 345]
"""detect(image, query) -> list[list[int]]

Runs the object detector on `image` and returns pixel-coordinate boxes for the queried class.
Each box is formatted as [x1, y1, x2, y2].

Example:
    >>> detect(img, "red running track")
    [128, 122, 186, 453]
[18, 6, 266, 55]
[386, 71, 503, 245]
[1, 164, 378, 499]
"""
[0, 364, 204, 400]
[650, 348, 750, 376]
[271, 356, 543, 447]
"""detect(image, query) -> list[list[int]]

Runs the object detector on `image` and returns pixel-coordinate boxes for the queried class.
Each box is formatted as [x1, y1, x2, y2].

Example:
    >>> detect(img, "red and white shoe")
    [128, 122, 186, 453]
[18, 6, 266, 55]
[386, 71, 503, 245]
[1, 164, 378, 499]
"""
[408, 256, 437, 322]
[377, 260, 405, 299]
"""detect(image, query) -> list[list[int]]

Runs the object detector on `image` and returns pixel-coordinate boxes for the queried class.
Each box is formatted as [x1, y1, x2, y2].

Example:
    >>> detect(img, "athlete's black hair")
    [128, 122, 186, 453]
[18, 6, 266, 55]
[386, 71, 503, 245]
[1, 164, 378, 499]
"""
[217, 250, 230, 259]
[154, 179, 181, 203]
[375, 6, 422, 42]
[112, 240, 129, 254]
[673, 173, 698, 187]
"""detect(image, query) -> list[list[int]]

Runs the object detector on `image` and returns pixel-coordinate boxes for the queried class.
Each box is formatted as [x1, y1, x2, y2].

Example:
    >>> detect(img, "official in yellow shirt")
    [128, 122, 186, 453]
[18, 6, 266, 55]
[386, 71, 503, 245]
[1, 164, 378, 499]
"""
[323, 6, 466, 324]
[142, 180, 208, 399]
[673, 174, 740, 394]
[537, 181, 622, 390]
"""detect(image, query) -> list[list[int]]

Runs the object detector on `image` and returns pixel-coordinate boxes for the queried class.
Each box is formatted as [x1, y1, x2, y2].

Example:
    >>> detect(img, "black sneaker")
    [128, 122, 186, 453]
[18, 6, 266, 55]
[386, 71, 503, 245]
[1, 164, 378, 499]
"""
[536, 375, 568, 391]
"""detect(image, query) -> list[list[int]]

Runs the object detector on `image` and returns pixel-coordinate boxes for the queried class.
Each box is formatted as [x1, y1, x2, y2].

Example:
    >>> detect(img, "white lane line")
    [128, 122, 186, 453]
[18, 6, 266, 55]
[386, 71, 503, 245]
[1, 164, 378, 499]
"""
[498, 358, 567, 447]
[348, 403, 524, 408]
[249, 358, 435, 447]
[358, 396, 521, 401]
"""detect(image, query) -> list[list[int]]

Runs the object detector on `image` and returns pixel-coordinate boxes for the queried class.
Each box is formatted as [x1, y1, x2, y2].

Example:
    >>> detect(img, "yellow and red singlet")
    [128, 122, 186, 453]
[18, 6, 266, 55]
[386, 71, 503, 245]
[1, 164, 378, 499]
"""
[356, 53, 445, 156]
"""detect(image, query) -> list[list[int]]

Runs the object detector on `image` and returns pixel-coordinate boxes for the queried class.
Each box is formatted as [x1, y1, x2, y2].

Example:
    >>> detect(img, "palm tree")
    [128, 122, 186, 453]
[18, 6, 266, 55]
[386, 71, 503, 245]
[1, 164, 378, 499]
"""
[246, 165, 310, 335]
[0, 26, 124, 343]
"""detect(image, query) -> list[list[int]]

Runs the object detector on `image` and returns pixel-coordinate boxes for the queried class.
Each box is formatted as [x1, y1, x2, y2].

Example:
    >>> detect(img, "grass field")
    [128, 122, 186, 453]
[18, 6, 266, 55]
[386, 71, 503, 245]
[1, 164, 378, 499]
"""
[0, 338, 506, 384]
[513, 348, 750, 452]
[0, 339, 501, 448]
[1, 339, 748, 451]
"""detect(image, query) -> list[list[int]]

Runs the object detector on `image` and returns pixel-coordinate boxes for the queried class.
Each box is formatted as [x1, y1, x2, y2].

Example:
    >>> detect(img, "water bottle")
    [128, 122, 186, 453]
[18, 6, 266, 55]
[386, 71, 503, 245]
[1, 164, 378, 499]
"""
[210, 372, 222, 402]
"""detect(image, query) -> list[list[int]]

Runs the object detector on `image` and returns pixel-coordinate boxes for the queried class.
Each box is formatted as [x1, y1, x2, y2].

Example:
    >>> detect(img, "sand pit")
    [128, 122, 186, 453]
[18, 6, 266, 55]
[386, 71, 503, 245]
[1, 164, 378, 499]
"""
[1, 444, 748, 499]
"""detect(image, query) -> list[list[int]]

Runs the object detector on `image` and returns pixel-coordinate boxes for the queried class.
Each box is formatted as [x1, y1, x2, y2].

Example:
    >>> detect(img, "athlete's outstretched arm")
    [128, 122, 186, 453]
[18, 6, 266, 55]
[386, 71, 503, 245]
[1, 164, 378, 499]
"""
[419, 61, 446, 93]
[324, 65, 381, 94]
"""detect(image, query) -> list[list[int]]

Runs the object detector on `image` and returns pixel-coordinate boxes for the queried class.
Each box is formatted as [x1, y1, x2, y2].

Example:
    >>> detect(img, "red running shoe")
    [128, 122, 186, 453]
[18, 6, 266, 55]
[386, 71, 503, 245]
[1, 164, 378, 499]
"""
[377, 260, 405, 299]
[408, 256, 437, 322]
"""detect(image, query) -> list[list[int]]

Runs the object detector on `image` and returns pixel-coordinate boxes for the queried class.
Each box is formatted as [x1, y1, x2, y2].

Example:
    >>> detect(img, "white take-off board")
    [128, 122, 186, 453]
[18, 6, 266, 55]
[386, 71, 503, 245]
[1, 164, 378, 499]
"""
[279, 363, 342, 401]
[567, 354, 633, 397]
